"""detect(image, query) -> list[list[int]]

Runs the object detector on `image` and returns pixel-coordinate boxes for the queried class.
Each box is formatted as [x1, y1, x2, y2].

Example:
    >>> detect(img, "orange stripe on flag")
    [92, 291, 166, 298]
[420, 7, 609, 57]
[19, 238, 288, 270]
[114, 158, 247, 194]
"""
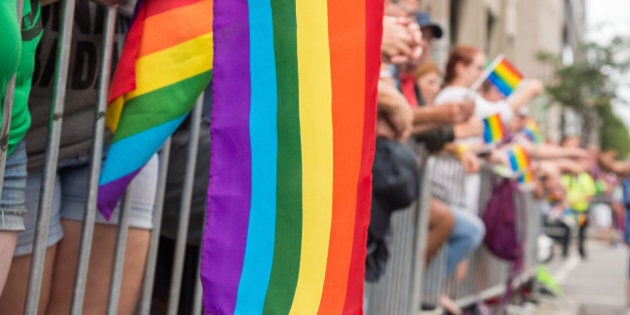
[139, 0, 213, 58]
[317, 0, 365, 313]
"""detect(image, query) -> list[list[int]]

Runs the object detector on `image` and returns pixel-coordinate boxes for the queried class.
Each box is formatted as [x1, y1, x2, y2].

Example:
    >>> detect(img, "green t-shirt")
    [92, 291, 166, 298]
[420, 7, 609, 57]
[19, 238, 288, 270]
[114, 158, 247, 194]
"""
[561, 172, 596, 212]
[0, 0, 43, 155]
[0, 2, 21, 108]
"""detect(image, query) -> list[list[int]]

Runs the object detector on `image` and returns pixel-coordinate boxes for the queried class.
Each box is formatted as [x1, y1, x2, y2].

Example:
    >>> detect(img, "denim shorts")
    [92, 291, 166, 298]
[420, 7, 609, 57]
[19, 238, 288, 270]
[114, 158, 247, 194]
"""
[14, 154, 159, 256]
[0, 141, 28, 231]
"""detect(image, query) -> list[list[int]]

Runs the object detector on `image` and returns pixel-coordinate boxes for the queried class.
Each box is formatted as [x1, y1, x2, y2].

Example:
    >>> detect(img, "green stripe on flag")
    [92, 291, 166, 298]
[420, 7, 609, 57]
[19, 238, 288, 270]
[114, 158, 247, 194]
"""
[112, 71, 212, 142]
[263, 1, 302, 314]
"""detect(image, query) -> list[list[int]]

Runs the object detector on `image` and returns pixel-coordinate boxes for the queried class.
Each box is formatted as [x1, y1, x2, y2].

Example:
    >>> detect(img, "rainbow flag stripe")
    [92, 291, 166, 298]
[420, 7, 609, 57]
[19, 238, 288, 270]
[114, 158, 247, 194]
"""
[487, 57, 523, 97]
[522, 119, 542, 144]
[98, 0, 213, 217]
[519, 170, 534, 184]
[202, 1, 382, 314]
[483, 113, 505, 144]
[507, 144, 532, 182]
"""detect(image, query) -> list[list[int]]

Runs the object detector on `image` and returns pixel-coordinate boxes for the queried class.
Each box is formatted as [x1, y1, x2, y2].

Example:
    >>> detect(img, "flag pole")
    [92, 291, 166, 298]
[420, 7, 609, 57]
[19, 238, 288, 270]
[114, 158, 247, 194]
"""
[469, 53, 505, 94]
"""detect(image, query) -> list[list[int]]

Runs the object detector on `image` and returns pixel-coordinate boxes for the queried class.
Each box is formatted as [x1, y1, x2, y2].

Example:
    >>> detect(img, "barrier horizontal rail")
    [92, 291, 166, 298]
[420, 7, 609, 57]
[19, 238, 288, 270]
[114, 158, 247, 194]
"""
[367, 151, 541, 315]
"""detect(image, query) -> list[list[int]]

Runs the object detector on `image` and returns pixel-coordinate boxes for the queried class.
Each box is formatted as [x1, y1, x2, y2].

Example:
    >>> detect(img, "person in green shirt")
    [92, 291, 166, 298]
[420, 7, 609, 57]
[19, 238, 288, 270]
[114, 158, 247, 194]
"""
[560, 171, 596, 258]
[0, 0, 42, 297]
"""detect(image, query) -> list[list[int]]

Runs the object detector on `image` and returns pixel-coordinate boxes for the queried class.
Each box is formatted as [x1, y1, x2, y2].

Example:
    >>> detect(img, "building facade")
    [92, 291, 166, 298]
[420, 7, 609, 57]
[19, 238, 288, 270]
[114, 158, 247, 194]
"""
[419, 0, 588, 144]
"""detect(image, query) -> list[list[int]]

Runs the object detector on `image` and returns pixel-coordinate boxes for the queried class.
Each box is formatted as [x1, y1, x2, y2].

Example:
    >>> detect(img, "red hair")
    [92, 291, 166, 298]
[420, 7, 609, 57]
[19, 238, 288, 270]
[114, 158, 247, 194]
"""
[413, 61, 440, 80]
[443, 45, 480, 85]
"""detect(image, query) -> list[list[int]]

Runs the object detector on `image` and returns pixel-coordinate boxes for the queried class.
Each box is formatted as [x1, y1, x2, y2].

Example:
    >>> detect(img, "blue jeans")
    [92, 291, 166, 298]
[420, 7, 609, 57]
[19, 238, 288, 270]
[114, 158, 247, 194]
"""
[14, 154, 158, 256]
[445, 205, 485, 276]
[0, 141, 27, 231]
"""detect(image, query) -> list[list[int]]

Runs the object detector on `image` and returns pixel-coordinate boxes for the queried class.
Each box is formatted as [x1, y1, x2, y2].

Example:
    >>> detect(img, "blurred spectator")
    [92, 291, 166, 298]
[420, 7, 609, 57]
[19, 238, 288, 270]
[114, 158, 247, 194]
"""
[414, 61, 441, 105]
[0, 2, 157, 314]
[0, 0, 42, 297]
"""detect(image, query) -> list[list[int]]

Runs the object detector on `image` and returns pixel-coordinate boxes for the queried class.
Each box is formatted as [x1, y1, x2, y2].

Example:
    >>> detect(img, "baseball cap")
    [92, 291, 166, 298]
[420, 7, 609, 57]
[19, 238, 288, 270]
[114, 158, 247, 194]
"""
[416, 11, 443, 39]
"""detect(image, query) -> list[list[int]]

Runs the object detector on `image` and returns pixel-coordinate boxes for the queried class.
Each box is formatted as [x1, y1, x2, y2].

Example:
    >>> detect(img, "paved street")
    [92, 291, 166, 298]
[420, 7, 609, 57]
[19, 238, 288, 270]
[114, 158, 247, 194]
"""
[535, 240, 628, 315]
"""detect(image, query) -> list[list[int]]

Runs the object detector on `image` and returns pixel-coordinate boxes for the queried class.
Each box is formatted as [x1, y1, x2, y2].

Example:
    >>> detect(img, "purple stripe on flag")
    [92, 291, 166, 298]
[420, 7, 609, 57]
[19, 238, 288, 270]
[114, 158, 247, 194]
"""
[97, 170, 141, 220]
[202, 1, 252, 314]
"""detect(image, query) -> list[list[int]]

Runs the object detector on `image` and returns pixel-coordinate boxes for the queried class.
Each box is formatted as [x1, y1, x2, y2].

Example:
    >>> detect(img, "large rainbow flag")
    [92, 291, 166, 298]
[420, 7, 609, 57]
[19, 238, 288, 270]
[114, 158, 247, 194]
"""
[487, 55, 523, 98]
[202, 0, 382, 314]
[98, 0, 213, 217]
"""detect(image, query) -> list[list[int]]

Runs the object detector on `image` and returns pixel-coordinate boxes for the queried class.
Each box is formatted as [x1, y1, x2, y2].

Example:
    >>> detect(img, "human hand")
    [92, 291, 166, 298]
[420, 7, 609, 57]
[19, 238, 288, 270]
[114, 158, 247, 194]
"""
[405, 22, 423, 64]
[382, 17, 422, 65]
[598, 150, 618, 170]
[377, 79, 413, 141]
[376, 116, 397, 140]
[460, 151, 480, 173]
[376, 107, 413, 142]
[449, 101, 475, 123]
[453, 118, 483, 139]
[385, 101, 413, 142]
[525, 79, 544, 96]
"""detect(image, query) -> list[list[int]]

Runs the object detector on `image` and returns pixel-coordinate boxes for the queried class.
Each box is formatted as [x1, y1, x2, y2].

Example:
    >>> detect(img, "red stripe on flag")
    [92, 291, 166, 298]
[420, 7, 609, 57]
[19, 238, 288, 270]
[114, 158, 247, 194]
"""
[499, 58, 523, 80]
[342, 0, 383, 312]
[144, 0, 203, 18]
[108, 6, 146, 102]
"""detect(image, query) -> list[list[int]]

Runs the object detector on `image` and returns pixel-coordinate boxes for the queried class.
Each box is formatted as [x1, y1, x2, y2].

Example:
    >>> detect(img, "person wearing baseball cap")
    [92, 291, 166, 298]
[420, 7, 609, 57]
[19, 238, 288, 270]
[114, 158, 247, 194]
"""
[416, 11, 444, 40]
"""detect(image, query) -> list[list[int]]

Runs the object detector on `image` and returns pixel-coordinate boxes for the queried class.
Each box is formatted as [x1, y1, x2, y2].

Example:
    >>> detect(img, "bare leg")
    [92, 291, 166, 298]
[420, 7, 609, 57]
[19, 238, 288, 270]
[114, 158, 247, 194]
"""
[46, 220, 150, 315]
[0, 231, 17, 296]
[0, 245, 57, 315]
[425, 199, 455, 262]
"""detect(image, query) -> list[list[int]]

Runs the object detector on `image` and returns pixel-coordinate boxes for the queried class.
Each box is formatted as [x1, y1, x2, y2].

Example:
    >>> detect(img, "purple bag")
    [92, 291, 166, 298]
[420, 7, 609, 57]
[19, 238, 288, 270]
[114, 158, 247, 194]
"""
[481, 178, 527, 303]
[482, 178, 526, 262]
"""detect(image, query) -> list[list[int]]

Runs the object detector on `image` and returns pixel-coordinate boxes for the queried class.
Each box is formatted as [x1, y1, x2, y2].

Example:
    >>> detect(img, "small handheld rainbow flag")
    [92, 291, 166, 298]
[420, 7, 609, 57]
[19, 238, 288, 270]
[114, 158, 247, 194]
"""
[486, 55, 523, 97]
[98, 0, 213, 217]
[483, 113, 505, 144]
[507, 144, 532, 183]
[522, 119, 542, 144]
[203, 1, 382, 314]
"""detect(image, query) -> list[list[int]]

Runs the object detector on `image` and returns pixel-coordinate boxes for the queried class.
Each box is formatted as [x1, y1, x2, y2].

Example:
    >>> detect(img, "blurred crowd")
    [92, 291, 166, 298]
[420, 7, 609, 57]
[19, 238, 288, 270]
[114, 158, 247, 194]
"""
[368, 0, 630, 313]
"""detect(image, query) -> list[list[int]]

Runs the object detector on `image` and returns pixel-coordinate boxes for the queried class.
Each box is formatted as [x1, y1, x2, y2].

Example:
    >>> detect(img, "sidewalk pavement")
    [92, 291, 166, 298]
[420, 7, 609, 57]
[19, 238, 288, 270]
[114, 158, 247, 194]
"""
[533, 239, 628, 315]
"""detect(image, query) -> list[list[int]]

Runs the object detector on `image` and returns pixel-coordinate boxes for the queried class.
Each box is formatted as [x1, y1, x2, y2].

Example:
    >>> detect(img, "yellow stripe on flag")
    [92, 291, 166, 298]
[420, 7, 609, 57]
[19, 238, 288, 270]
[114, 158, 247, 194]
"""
[126, 33, 213, 101]
[290, 0, 333, 313]
[489, 115, 503, 141]
[494, 62, 521, 89]
[106, 97, 125, 132]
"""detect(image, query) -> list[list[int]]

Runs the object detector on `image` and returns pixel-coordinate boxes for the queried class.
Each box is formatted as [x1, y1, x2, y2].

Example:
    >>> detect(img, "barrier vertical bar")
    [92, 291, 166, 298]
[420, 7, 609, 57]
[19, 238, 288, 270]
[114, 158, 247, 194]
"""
[24, 0, 77, 313]
[106, 190, 133, 315]
[138, 138, 171, 315]
[69, 6, 117, 315]
[191, 257, 204, 315]
[367, 147, 434, 315]
[167, 96, 203, 315]
[411, 156, 435, 313]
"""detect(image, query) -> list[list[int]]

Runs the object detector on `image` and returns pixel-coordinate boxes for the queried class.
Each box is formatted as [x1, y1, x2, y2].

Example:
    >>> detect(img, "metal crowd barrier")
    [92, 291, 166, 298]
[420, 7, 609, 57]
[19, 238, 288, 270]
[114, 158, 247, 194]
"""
[367, 150, 541, 315]
[365, 153, 435, 315]
[439, 168, 540, 310]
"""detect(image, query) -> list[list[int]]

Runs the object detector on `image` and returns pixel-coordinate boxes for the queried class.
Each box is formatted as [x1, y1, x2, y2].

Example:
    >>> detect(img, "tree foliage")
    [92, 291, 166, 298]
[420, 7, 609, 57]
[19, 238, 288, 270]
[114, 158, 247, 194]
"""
[537, 36, 630, 158]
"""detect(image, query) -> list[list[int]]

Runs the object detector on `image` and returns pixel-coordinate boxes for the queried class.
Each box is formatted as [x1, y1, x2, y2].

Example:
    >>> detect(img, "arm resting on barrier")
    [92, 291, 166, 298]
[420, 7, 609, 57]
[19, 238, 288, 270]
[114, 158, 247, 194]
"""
[377, 79, 413, 142]
[599, 150, 630, 176]
[412, 100, 473, 125]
